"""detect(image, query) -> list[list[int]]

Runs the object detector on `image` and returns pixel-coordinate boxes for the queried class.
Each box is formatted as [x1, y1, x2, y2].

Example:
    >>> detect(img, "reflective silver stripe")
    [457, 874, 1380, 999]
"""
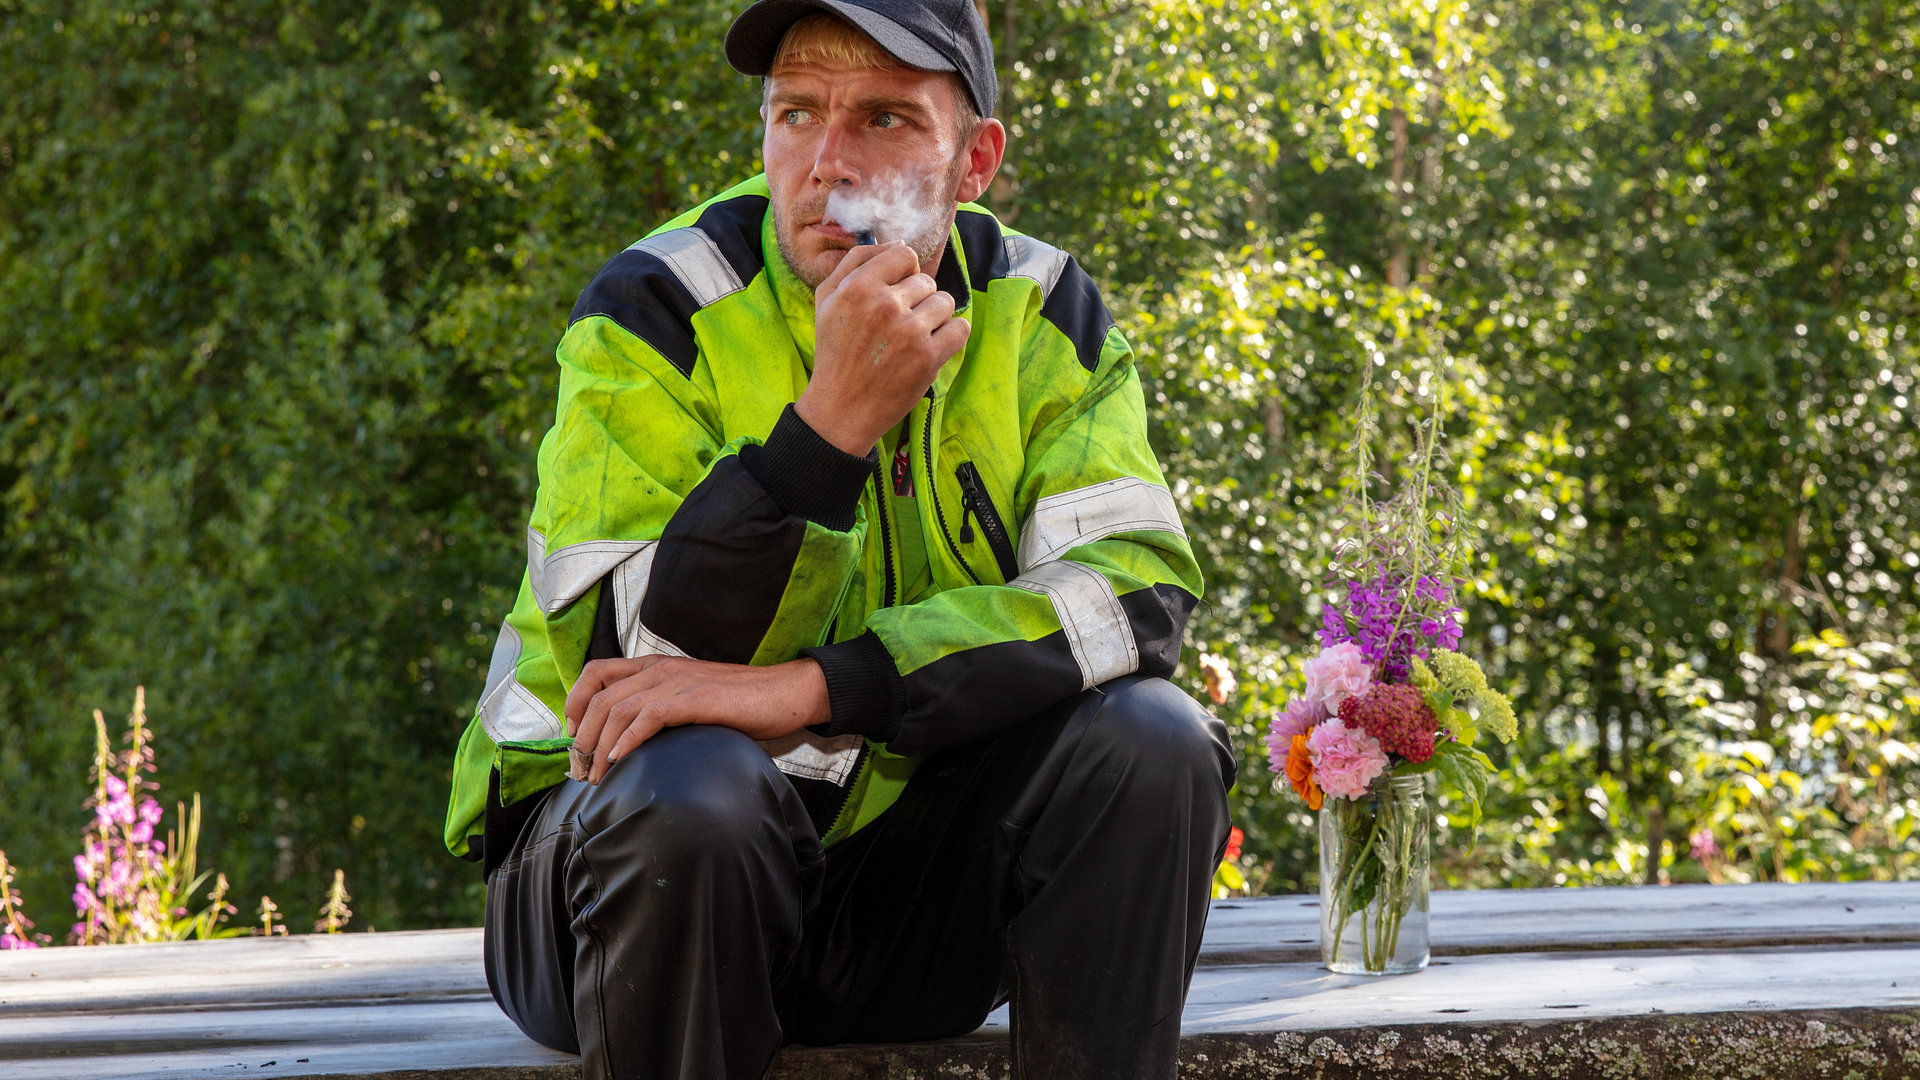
[756, 731, 864, 785]
[475, 621, 565, 743]
[1002, 235, 1070, 301]
[611, 545, 687, 659]
[1015, 476, 1187, 572]
[606, 547, 853, 782]
[629, 227, 746, 308]
[479, 622, 522, 708]
[1011, 560, 1139, 691]
[481, 683, 567, 744]
[529, 528, 656, 616]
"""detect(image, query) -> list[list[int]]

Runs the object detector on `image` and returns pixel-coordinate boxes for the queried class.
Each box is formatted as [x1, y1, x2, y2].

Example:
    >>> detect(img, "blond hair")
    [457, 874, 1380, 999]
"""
[771, 13, 904, 72]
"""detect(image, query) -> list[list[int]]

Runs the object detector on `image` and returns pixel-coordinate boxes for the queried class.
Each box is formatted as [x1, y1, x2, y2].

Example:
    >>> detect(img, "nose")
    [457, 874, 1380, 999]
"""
[809, 117, 863, 190]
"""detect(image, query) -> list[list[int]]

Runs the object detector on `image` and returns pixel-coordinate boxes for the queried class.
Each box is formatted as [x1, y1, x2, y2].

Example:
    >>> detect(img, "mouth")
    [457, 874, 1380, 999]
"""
[810, 220, 859, 245]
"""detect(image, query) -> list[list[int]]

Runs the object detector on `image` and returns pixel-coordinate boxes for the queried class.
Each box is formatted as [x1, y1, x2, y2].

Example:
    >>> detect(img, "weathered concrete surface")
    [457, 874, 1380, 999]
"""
[770, 1011, 1920, 1080]
[8, 885, 1920, 1078]
[1171, 1011, 1920, 1080]
[30, 1010, 1916, 1080]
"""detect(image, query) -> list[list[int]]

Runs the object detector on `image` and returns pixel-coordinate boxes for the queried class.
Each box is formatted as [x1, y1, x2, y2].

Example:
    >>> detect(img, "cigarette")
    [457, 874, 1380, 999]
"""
[854, 229, 877, 246]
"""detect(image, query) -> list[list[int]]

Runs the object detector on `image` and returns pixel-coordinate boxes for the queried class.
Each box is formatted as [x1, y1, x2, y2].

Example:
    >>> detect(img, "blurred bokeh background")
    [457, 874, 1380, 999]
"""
[1, 0, 1915, 931]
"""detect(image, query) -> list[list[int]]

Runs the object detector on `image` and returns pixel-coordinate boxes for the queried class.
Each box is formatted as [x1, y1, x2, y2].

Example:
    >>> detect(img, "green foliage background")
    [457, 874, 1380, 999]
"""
[2, 0, 1916, 929]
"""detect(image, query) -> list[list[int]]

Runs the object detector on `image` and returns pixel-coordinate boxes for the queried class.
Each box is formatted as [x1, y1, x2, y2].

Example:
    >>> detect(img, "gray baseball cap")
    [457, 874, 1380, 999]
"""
[725, 0, 998, 118]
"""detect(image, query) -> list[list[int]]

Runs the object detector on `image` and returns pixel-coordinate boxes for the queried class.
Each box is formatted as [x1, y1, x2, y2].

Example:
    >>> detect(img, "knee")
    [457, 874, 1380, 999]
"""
[576, 725, 799, 865]
[1083, 677, 1235, 799]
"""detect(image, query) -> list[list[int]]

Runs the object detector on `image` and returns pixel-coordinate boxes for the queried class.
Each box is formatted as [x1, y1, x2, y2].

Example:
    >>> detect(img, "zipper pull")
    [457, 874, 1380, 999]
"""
[959, 500, 974, 543]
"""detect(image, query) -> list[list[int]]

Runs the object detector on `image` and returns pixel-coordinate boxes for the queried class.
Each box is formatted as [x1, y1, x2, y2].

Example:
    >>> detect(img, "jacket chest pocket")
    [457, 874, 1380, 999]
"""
[930, 432, 1021, 586]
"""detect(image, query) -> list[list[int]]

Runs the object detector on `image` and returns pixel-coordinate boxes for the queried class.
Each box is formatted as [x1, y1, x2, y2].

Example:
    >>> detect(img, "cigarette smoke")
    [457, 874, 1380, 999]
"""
[825, 167, 946, 248]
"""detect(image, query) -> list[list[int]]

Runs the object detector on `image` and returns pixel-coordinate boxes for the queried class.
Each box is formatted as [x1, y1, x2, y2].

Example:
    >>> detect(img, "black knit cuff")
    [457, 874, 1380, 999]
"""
[800, 631, 906, 743]
[739, 404, 875, 532]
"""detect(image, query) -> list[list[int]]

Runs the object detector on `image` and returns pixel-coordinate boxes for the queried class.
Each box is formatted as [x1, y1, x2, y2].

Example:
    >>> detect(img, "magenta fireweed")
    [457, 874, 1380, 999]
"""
[1319, 575, 1463, 681]
[3, 690, 354, 949]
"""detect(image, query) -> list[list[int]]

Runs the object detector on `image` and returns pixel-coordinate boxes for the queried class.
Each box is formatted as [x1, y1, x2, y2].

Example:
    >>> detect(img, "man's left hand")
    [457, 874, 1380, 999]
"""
[563, 656, 830, 784]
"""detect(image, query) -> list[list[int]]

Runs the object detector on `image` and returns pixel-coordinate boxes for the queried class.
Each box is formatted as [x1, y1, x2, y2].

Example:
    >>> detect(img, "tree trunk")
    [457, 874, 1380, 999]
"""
[1388, 108, 1410, 288]
[1752, 508, 1804, 737]
[1261, 395, 1284, 459]
[1643, 800, 1666, 885]
[1773, 509, 1804, 658]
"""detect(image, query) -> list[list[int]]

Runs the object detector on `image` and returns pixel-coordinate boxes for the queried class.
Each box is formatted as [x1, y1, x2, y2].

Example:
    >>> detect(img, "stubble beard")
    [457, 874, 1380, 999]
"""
[774, 150, 969, 292]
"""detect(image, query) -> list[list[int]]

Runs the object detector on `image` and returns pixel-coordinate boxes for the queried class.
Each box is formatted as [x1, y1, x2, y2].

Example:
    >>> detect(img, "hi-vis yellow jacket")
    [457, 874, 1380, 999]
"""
[445, 174, 1201, 863]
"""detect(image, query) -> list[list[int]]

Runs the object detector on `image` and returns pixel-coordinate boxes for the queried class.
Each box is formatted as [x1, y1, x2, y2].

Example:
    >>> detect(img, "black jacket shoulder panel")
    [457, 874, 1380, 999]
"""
[954, 209, 1113, 373]
[1038, 255, 1116, 373]
[694, 193, 771, 290]
[954, 208, 1011, 286]
[567, 193, 771, 378]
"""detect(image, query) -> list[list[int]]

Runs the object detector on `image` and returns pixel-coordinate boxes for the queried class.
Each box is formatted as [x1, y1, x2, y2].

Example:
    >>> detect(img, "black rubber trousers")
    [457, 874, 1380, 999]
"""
[483, 676, 1235, 1080]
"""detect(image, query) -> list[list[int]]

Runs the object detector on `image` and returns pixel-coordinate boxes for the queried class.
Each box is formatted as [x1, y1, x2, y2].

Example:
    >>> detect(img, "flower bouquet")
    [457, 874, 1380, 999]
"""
[1266, 398, 1517, 975]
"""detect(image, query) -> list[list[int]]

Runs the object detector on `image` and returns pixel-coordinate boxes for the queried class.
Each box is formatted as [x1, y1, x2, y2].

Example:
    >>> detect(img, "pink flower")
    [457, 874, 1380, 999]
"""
[1302, 642, 1372, 712]
[1306, 721, 1390, 800]
[1690, 829, 1720, 861]
[1265, 697, 1331, 772]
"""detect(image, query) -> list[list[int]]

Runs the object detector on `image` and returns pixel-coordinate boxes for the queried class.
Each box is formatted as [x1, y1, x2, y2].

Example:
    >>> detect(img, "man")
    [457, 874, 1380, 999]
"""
[444, 2, 1234, 1077]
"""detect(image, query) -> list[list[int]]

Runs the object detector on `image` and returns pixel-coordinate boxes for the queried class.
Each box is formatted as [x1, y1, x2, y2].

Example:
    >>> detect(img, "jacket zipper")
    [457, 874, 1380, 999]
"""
[871, 461, 897, 608]
[819, 741, 872, 840]
[923, 406, 985, 586]
[955, 461, 1020, 583]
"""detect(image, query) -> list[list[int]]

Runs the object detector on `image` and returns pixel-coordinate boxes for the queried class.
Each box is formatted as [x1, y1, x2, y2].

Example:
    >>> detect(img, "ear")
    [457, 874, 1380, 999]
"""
[953, 118, 1007, 205]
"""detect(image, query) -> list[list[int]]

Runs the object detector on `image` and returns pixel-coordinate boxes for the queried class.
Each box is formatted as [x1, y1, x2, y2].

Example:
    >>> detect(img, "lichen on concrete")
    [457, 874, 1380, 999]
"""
[764, 1007, 1920, 1080]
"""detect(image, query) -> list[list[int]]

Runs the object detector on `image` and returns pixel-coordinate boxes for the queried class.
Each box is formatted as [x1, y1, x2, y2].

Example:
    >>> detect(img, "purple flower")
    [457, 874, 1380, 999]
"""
[1320, 575, 1464, 680]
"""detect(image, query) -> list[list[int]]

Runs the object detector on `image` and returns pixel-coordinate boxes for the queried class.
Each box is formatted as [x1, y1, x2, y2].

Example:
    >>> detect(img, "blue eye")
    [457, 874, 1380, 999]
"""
[783, 109, 813, 125]
[874, 112, 902, 129]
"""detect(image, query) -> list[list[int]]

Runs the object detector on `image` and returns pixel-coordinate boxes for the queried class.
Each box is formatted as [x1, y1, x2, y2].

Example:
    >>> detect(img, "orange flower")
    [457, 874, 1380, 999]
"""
[1285, 734, 1324, 810]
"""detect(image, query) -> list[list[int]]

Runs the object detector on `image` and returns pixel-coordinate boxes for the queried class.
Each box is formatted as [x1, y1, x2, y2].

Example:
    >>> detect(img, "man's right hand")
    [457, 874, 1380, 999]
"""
[796, 241, 970, 456]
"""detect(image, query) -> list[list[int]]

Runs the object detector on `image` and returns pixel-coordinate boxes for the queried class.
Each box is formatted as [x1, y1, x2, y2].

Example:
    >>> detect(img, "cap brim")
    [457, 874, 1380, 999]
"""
[725, 0, 956, 78]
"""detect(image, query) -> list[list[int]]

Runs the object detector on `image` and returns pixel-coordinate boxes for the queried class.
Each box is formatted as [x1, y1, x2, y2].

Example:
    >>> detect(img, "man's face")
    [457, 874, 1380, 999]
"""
[762, 57, 975, 290]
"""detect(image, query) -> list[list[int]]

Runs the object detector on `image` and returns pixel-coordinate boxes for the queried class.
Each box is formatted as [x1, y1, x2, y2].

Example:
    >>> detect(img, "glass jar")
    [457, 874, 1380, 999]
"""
[1318, 772, 1431, 975]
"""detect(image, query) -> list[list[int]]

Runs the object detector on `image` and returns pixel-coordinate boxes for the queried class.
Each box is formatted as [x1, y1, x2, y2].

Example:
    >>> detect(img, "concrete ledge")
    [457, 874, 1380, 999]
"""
[5, 884, 1920, 1079]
